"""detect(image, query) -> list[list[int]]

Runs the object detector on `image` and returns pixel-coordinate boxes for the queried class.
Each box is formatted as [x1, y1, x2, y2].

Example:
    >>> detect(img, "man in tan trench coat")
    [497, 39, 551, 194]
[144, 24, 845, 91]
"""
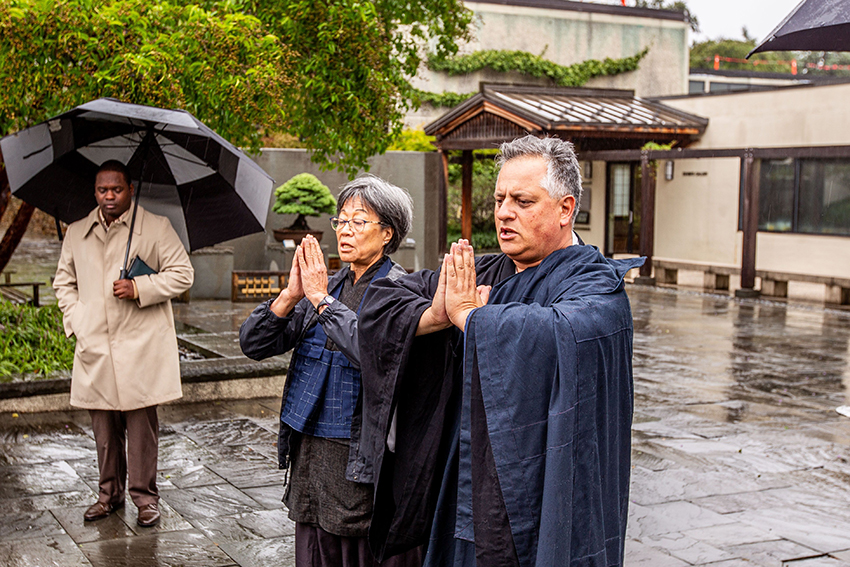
[54, 160, 194, 527]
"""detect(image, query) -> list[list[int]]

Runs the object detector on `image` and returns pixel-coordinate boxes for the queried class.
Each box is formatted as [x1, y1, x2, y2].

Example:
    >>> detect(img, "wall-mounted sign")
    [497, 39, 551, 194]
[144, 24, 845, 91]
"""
[575, 210, 590, 225]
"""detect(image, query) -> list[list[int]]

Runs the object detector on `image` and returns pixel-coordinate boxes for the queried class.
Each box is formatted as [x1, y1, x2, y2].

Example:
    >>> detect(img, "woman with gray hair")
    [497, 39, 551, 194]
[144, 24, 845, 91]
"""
[239, 174, 421, 566]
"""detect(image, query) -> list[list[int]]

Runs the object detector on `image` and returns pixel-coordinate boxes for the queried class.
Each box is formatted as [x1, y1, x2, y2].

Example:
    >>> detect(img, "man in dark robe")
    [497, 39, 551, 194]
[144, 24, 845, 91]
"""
[358, 135, 644, 566]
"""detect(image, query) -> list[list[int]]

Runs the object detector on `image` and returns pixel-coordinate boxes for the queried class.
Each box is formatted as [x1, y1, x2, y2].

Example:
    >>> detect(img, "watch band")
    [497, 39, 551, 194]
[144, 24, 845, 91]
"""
[317, 295, 335, 311]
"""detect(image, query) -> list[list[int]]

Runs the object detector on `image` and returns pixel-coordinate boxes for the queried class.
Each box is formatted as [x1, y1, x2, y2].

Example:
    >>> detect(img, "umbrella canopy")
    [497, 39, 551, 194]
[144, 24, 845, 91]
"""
[0, 98, 274, 251]
[749, 0, 850, 56]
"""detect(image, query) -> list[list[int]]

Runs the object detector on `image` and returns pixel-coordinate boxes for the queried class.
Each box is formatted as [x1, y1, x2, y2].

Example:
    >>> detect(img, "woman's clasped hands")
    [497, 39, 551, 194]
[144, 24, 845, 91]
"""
[270, 234, 330, 317]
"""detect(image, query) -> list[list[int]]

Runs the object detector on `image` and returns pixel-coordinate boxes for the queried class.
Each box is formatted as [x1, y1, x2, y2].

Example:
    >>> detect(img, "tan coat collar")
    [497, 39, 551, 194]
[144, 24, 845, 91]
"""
[83, 206, 143, 241]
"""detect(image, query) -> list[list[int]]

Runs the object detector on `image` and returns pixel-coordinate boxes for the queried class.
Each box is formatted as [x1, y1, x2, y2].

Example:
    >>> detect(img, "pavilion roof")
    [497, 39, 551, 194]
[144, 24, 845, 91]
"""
[424, 84, 709, 151]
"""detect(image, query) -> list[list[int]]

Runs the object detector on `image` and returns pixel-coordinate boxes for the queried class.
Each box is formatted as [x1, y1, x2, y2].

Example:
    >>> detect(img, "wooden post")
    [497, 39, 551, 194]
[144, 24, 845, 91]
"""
[634, 151, 657, 285]
[439, 150, 449, 255]
[737, 151, 760, 298]
[461, 150, 473, 243]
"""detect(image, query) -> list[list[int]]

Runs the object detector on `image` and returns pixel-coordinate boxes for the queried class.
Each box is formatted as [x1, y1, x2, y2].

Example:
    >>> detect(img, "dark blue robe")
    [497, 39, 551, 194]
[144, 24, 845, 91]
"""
[359, 245, 643, 566]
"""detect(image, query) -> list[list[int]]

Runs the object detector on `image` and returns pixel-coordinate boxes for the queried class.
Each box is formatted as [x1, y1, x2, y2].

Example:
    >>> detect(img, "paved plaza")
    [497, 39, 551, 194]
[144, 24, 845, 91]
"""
[2, 286, 850, 566]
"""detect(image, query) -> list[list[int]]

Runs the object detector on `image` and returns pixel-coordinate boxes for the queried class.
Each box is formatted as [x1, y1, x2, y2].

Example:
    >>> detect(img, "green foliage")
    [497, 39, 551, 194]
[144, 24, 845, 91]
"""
[410, 89, 476, 109]
[690, 39, 794, 73]
[634, 0, 698, 32]
[642, 141, 674, 151]
[795, 51, 850, 77]
[238, 0, 473, 176]
[388, 128, 436, 152]
[0, 0, 473, 177]
[427, 48, 648, 87]
[691, 35, 850, 77]
[0, 0, 293, 152]
[272, 173, 337, 217]
[447, 151, 501, 250]
[0, 301, 75, 379]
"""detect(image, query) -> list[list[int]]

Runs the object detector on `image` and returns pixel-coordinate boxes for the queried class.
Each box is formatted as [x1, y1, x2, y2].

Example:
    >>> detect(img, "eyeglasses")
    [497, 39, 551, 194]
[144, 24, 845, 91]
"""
[330, 217, 386, 232]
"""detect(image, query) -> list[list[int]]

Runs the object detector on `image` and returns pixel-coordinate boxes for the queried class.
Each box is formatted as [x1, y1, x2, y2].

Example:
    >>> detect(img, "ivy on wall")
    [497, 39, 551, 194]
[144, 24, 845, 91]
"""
[417, 48, 649, 108]
[410, 90, 477, 108]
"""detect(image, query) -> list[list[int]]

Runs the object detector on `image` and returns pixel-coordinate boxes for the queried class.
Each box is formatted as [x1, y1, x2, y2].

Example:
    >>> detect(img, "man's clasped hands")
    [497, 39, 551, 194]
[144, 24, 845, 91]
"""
[418, 239, 491, 335]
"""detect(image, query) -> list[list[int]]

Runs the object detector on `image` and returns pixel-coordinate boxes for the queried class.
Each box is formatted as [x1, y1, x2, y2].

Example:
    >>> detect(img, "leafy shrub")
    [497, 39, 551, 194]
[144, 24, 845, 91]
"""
[272, 173, 337, 230]
[388, 128, 437, 152]
[0, 301, 75, 380]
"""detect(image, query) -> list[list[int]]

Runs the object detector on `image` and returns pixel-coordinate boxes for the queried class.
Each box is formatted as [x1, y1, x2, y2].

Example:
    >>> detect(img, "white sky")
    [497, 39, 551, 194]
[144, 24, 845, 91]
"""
[593, 0, 805, 43]
[685, 0, 804, 43]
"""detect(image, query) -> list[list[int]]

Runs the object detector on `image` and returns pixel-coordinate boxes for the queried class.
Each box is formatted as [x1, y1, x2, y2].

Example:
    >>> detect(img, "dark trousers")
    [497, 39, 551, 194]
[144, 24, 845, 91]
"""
[89, 405, 159, 508]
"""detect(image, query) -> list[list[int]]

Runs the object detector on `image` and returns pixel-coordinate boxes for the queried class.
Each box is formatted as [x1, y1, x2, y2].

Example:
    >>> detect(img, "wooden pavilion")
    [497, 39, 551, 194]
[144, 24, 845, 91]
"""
[424, 83, 708, 282]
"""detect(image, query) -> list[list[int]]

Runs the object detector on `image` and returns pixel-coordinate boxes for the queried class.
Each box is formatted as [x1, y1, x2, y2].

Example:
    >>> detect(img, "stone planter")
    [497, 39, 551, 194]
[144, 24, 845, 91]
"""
[272, 229, 323, 244]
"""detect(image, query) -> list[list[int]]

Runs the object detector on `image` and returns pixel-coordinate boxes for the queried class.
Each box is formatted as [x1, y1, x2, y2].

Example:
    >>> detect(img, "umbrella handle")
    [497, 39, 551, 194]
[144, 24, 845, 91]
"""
[120, 129, 154, 279]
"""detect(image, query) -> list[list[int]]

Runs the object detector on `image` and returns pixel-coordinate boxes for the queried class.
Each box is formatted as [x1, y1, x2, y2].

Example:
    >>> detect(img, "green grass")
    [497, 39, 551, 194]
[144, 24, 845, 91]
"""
[0, 300, 75, 381]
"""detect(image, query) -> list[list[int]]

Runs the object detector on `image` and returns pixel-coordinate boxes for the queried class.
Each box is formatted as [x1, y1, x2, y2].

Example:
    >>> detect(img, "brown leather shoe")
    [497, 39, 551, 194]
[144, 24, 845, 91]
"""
[83, 500, 123, 521]
[137, 503, 160, 527]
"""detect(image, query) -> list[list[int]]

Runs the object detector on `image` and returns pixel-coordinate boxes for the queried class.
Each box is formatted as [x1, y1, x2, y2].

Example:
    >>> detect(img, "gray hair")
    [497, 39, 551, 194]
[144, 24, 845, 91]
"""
[337, 173, 413, 255]
[495, 135, 582, 220]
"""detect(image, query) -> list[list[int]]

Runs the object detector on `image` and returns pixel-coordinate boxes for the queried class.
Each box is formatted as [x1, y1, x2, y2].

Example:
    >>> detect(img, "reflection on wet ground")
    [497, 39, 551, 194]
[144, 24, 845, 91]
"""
[1, 285, 850, 565]
[628, 286, 850, 566]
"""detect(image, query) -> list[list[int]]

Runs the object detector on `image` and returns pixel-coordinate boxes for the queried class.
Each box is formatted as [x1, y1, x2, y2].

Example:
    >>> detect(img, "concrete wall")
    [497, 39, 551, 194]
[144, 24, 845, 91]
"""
[650, 83, 850, 279]
[199, 149, 443, 292]
[407, 2, 689, 128]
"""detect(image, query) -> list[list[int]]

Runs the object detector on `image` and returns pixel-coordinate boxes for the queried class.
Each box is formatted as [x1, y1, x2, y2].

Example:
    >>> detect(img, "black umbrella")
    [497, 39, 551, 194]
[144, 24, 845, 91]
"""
[0, 98, 275, 264]
[748, 0, 850, 56]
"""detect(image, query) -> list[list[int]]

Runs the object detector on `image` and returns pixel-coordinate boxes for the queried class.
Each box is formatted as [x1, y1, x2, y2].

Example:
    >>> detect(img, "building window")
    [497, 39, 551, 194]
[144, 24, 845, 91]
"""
[759, 158, 794, 232]
[612, 165, 630, 217]
[799, 160, 850, 236]
[740, 158, 850, 236]
[688, 80, 706, 94]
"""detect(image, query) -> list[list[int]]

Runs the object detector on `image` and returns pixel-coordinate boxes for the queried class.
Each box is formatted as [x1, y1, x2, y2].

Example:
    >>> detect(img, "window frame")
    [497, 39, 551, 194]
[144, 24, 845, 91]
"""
[738, 157, 850, 238]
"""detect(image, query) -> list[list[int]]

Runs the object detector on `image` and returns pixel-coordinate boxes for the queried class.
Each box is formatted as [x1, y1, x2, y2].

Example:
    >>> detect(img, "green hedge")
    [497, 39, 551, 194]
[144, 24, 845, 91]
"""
[0, 301, 74, 380]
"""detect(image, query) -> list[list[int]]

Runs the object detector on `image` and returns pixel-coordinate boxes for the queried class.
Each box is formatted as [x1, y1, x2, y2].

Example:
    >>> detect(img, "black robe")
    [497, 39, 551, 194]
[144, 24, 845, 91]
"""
[359, 245, 643, 566]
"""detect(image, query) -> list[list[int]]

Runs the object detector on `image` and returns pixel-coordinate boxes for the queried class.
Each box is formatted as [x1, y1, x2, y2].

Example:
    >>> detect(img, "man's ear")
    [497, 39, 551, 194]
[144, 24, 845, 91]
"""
[560, 195, 576, 228]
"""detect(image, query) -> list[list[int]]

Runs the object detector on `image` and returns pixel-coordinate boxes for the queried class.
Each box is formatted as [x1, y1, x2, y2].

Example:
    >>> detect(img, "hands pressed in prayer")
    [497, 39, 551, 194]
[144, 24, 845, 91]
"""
[298, 235, 330, 309]
[416, 239, 490, 335]
[445, 240, 490, 332]
[270, 243, 306, 317]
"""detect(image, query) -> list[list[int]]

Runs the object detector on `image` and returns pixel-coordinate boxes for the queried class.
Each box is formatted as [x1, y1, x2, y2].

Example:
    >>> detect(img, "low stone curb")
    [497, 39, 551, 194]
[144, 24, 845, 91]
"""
[0, 356, 289, 400]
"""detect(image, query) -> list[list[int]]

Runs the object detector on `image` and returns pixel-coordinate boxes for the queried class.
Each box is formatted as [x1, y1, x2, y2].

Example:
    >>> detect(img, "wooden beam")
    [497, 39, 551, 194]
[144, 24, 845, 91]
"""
[580, 144, 850, 162]
[639, 153, 656, 279]
[461, 150, 473, 242]
[738, 151, 760, 296]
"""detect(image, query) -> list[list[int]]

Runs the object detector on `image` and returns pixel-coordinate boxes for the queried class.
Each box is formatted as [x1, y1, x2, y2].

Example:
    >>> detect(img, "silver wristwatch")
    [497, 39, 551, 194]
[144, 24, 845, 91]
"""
[317, 295, 335, 311]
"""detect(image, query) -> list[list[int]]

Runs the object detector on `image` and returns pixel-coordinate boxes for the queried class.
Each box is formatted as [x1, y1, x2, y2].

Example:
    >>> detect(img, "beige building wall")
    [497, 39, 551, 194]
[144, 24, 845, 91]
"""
[574, 160, 607, 249]
[653, 83, 850, 279]
[407, 2, 689, 128]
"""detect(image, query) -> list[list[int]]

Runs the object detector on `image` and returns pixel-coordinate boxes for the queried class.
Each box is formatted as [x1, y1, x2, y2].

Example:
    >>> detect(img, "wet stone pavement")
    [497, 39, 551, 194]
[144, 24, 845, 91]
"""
[2, 286, 850, 566]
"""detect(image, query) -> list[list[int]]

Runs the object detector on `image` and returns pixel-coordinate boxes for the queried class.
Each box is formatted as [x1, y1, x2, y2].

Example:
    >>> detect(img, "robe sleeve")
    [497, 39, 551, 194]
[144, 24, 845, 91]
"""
[239, 298, 311, 360]
[317, 301, 361, 369]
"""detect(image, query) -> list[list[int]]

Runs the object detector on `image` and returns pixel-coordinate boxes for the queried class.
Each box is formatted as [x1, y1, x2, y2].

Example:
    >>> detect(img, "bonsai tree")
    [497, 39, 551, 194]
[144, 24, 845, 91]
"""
[272, 173, 337, 231]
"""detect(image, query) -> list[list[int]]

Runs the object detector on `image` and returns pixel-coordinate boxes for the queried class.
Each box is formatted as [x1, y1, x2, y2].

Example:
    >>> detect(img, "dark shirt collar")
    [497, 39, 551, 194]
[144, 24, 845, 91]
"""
[345, 255, 389, 287]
